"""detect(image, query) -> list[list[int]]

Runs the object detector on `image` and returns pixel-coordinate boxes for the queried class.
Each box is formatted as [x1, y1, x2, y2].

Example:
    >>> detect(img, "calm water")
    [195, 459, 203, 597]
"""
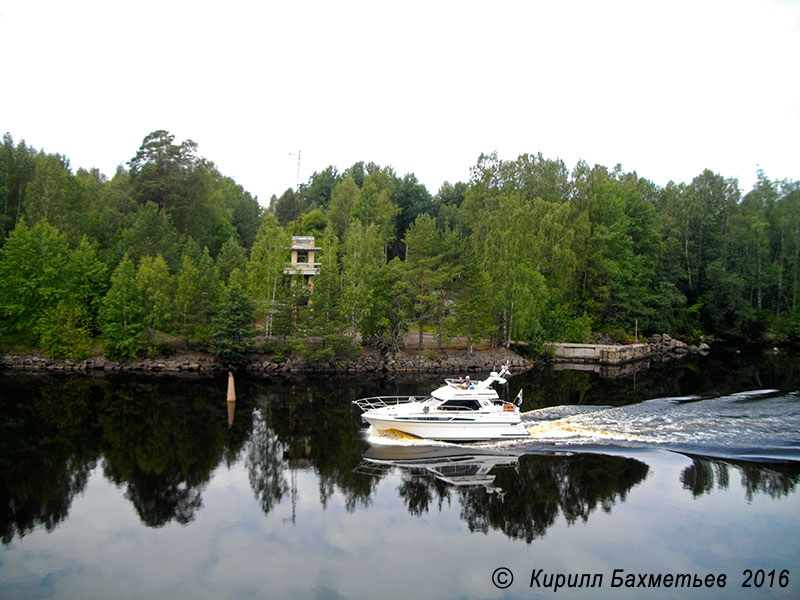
[1, 346, 799, 599]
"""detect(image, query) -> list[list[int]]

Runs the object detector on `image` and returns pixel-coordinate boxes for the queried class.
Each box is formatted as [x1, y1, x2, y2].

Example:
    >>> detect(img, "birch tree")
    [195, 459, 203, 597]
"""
[246, 214, 289, 336]
[340, 220, 383, 337]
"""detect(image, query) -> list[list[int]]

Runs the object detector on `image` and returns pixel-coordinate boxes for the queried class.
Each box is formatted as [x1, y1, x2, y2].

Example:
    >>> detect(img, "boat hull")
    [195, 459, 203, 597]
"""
[362, 414, 530, 441]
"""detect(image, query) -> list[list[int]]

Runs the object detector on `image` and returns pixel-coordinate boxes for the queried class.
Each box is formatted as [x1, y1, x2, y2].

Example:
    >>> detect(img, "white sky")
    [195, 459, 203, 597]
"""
[2, 0, 799, 206]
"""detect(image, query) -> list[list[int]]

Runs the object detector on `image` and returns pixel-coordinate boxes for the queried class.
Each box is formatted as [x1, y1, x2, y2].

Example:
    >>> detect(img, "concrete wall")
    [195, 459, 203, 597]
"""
[543, 343, 650, 365]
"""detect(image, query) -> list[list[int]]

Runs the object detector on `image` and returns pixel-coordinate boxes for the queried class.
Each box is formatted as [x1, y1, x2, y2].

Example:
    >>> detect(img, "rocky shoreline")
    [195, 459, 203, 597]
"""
[647, 333, 711, 361]
[0, 334, 712, 378]
[0, 347, 533, 377]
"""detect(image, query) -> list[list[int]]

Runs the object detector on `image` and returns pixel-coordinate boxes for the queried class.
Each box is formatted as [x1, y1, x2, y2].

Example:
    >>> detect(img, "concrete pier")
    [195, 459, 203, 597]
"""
[543, 343, 650, 365]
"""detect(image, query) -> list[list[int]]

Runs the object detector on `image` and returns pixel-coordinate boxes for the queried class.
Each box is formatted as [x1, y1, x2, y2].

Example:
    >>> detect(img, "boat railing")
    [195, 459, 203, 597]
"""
[352, 396, 419, 412]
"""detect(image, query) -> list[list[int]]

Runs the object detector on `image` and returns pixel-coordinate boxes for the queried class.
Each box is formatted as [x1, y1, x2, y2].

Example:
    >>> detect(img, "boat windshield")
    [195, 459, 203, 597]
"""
[438, 399, 482, 411]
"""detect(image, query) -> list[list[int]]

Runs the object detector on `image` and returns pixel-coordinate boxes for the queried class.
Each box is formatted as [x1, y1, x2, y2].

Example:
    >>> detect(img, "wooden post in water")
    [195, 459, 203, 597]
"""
[227, 371, 236, 403]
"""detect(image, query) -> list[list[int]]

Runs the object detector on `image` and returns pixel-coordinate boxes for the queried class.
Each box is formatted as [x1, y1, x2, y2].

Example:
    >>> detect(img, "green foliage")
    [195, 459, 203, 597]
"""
[327, 176, 359, 239]
[453, 256, 494, 354]
[352, 174, 399, 246]
[0, 219, 72, 339]
[195, 247, 222, 328]
[23, 152, 86, 243]
[539, 308, 593, 345]
[361, 257, 411, 353]
[307, 226, 343, 334]
[224, 178, 262, 249]
[120, 202, 182, 270]
[101, 253, 173, 358]
[271, 188, 298, 226]
[175, 253, 200, 340]
[210, 282, 256, 368]
[101, 255, 143, 359]
[0, 220, 108, 345]
[63, 236, 109, 333]
[320, 334, 361, 361]
[135, 255, 173, 333]
[402, 214, 461, 351]
[479, 192, 548, 346]
[0, 133, 37, 242]
[341, 220, 384, 336]
[128, 130, 198, 219]
[298, 208, 327, 238]
[246, 213, 290, 336]
[35, 301, 94, 359]
[216, 237, 248, 285]
[2, 130, 798, 358]
[392, 173, 434, 254]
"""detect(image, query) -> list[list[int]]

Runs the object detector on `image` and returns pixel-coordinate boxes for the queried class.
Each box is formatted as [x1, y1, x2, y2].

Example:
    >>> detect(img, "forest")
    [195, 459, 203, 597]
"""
[0, 130, 798, 366]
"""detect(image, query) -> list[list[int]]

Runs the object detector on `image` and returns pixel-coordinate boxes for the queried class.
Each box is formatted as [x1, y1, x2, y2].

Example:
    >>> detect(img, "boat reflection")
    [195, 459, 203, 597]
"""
[357, 445, 520, 494]
[356, 444, 651, 542]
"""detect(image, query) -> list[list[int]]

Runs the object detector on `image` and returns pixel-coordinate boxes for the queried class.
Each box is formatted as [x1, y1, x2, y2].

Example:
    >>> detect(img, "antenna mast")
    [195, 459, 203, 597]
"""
[289, 150, 302, 234]
[289, 150, 301, 191]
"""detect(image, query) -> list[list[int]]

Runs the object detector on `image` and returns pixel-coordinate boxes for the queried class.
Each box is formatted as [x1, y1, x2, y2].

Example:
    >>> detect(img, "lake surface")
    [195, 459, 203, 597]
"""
[1, 346, 799, 599]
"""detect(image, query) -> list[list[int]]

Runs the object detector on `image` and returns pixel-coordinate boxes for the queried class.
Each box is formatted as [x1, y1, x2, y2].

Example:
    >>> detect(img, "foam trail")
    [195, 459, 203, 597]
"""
[522, 391, 800, 458]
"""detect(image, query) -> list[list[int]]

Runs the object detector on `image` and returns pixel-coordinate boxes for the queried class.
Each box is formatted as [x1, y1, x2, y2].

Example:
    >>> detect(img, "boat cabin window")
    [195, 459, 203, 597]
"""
[439, 399, 482, 411]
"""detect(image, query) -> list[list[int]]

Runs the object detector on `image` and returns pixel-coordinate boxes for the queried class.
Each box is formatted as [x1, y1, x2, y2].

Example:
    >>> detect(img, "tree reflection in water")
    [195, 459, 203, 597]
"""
[0, 376, 100, 543]
[461, 454, 649, 542]
[363, 448, 650, 543]
[680, 456, 800, 501]
[0, 374, 253, 539]
[246, 407, 288, 515]
[2, 374, 799, 545]
[98, 379, 236, 528]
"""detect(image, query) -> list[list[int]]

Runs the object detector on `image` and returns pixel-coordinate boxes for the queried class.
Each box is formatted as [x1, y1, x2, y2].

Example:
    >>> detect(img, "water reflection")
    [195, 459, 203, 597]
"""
[358, 445, 519, 494]
[680, 455, 800, 501]
[1, 371, 799, 548]
[227, 400, 236, 429]
[461, 453, 650, 543]
[0, 375, 253, 541]
[356, 446, 650, 543]
[246, 408, 289, 515]
[0, 376, 99, 544]
[551, 358, 651, 378]
[515, 344, 800, 409]
[97, 380, 238, 528]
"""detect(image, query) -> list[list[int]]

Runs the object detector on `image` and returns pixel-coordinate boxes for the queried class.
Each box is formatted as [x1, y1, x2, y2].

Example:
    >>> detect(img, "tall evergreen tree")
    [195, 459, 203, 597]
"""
[210, 282, 255, 369]
[403, 214, 445, 350]
[101, 254, 143, 359]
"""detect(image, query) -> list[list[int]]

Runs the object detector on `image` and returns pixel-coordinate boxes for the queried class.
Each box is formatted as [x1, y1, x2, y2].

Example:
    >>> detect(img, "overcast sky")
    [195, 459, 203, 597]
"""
[2, 0, 798, 206]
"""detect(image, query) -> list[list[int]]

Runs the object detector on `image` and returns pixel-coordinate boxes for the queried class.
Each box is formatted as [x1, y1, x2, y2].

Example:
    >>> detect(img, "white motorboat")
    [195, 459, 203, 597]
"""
[353, 365, 529, 441]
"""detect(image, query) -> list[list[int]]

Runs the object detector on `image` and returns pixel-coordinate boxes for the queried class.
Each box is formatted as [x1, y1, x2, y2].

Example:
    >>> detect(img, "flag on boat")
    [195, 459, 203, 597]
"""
[514, 389, 523, 406]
